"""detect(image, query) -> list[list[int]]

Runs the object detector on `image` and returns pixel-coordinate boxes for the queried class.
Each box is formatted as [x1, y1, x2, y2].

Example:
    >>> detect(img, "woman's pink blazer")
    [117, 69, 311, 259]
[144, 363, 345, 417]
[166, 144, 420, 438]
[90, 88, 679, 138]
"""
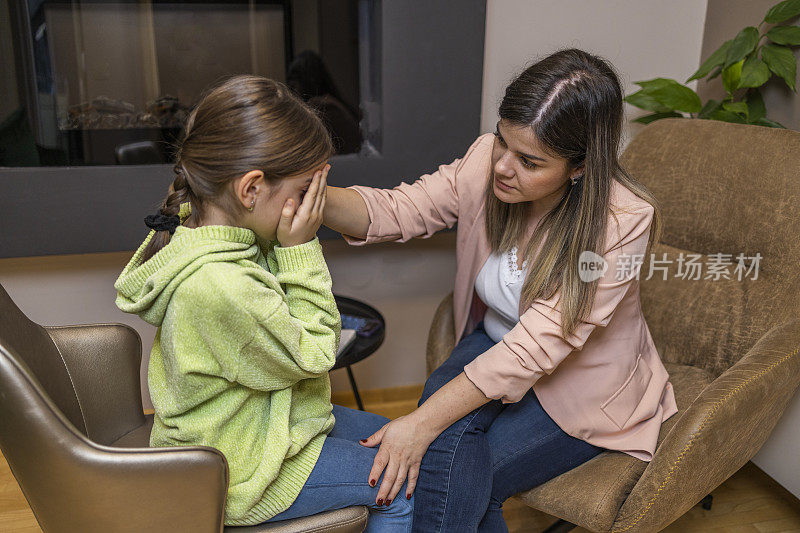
[343, 133, 678, 461]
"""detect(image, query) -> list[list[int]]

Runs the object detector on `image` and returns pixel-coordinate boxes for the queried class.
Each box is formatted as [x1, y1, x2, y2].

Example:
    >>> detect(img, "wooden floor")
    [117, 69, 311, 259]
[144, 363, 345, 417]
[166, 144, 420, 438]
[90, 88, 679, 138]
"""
[2, 384, 799, 532]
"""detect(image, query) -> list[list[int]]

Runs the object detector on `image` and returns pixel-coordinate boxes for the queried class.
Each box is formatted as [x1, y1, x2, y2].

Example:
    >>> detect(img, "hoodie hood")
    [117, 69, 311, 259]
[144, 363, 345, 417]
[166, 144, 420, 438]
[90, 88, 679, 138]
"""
[114, 224, 275, 327]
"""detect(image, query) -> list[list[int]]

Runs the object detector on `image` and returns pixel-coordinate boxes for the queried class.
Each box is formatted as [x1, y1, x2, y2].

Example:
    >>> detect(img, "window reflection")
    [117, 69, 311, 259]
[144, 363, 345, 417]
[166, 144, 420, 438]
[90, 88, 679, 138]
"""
[1, 0, 370, 166]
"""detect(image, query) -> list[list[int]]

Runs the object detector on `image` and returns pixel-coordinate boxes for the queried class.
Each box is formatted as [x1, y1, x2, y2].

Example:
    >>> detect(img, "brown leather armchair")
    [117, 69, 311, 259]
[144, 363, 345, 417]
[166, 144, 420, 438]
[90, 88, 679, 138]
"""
[0, 283, 367, 533]
[426, 118, 800, 532]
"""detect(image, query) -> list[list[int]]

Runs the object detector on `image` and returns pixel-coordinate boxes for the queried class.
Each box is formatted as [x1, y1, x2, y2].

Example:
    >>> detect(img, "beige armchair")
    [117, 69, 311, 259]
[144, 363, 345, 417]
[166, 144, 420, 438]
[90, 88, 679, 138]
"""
[0, 282, 367, 533]
[426, 118, 800, 532]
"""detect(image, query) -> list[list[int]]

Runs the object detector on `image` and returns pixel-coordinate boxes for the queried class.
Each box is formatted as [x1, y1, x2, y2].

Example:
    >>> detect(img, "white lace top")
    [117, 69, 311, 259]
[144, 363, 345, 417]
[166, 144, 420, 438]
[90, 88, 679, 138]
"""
[474, 246, 528, 343]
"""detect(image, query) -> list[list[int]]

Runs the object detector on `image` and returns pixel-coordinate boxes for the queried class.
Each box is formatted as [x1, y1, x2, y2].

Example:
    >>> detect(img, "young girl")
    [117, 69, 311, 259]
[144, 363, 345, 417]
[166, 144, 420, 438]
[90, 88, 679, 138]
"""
[114, 75, 413, 531]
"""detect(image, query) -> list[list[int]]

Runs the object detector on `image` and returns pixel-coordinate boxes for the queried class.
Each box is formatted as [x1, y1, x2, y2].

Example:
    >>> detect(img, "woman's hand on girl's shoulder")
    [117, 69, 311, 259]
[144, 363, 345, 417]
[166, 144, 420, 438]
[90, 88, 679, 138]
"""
[277, 165, 330, 248]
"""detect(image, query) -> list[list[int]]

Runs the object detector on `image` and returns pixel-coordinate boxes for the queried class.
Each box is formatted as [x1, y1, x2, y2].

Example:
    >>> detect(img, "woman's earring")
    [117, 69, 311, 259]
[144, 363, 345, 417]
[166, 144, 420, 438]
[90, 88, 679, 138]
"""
[570, 174, 584, 185]
[248, 199, 255, 212]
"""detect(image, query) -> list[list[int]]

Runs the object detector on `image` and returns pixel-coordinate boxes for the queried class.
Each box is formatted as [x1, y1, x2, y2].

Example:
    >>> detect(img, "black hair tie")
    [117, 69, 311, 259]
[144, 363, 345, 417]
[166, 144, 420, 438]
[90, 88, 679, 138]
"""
[144, 213, 181, 235]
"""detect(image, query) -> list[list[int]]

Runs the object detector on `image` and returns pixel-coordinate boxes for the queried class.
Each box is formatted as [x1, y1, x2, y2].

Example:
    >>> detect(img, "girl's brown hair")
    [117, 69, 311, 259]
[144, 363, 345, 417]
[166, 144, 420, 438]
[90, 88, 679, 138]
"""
[139, 74, 333, 263]
[484, 48, 662, 339]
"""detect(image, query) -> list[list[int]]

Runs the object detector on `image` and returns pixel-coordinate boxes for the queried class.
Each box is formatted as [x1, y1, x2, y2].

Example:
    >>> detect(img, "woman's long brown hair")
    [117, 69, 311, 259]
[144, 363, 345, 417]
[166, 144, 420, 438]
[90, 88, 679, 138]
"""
[484, 48, 662, 339]
[139, 75, 333, 263]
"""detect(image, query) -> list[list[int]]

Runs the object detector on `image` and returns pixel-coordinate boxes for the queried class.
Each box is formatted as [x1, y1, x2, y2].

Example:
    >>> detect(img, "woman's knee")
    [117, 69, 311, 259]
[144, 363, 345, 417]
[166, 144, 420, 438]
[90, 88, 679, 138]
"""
[419, 371, 451, 406]
[489, 475, 515, 505]
[418, 357, 468, 406]
[419, 329, 496, 407]
[422, 403, 501, 464]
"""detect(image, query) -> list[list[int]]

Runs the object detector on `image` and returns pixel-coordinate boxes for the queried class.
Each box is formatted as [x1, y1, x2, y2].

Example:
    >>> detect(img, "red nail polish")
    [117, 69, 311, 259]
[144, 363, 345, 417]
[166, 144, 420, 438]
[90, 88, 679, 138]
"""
[359, 439, 367, 443]
[377, 499, 383, 506]
[406, 494, 411, 500]
[370, 479, 376, 487]
[387, 499, 392, 505]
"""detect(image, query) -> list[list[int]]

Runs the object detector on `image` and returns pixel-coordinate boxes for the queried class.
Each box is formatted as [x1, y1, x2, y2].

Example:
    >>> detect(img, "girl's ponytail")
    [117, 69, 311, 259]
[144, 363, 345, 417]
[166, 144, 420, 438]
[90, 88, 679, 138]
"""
[140, 164, 196, 261]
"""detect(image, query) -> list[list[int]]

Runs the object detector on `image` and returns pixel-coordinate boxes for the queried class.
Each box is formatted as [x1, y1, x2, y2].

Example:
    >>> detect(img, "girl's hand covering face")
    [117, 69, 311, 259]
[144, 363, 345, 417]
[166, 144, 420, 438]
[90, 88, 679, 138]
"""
[276, 164, 330, 247]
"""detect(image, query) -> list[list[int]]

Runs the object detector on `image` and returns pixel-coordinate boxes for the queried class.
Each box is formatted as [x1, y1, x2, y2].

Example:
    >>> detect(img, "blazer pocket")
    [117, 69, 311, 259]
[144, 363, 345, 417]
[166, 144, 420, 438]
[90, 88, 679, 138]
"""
[600, 352, 653, 430]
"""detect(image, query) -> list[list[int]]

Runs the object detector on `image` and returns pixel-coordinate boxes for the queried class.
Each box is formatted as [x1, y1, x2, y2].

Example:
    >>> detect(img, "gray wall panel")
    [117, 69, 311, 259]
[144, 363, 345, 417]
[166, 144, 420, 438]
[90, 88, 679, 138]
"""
[0, 0, 486, 258]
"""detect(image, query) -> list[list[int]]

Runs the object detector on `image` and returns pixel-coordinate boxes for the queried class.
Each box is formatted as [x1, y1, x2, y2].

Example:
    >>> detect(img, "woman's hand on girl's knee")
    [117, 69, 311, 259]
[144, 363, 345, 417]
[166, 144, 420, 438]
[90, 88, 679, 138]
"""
[358, 413, 437, 504]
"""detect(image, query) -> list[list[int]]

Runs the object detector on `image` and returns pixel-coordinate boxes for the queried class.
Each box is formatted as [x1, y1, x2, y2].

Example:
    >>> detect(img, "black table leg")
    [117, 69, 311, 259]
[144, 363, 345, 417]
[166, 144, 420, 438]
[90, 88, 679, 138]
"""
[346, 365, 365, 411]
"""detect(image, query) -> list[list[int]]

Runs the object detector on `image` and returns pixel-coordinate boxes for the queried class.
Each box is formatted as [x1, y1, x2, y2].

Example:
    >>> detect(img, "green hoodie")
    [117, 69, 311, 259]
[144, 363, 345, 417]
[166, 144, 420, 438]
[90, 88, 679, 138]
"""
[114, 224, 340, 526]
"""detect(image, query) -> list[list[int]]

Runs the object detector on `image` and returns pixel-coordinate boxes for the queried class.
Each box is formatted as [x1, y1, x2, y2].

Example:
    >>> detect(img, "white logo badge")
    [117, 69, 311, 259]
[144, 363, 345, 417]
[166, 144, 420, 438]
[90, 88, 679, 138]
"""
[578, 251, 608, 282]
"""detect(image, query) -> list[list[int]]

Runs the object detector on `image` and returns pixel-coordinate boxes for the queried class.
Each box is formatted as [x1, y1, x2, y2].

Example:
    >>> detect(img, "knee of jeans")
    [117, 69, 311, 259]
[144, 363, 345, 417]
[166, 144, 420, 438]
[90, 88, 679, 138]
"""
[419, 365, 464, 405]
[380, 493, 414, 518]
[489, 475, 518, 504]
[418, 376, 447, 406]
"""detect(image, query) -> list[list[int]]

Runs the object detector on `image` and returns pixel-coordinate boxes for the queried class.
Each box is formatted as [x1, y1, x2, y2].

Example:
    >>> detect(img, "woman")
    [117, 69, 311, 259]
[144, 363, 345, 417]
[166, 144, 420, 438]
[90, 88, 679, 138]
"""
[322, 48, 678, 532]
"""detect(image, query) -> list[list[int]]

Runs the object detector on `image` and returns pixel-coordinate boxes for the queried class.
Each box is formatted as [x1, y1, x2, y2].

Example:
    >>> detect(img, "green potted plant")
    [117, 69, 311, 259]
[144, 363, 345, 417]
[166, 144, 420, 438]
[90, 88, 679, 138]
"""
[625, 0, 800, 128]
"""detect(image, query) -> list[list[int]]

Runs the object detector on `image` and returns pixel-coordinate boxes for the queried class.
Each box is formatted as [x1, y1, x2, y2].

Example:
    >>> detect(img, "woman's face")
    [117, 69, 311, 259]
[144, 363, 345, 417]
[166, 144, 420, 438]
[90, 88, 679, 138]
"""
[491, 119, 581, 208]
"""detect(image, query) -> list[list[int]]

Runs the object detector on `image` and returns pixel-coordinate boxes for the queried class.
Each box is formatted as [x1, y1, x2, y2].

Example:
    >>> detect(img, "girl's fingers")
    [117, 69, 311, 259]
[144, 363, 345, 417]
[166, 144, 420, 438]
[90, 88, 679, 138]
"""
[313, 170, 327, 214]
[277, 198, 295, 233]
[319, 172, 328, 217]
[321, 163, 331, 185]
[298, 171, 321, 216]
[318, 184, 327, 218]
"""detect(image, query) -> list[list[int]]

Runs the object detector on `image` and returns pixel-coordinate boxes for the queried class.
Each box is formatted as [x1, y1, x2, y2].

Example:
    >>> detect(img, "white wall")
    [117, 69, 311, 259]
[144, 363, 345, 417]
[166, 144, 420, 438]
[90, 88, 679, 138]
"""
[480, 0, 709, 148]
[753, 396, 800, 498]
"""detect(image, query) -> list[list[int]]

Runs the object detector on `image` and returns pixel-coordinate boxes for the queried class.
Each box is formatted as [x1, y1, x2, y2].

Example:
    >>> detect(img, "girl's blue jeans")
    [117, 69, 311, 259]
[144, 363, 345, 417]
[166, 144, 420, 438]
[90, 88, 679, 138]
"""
[261, 404, 413, 532]
[412, 322, 605, 533]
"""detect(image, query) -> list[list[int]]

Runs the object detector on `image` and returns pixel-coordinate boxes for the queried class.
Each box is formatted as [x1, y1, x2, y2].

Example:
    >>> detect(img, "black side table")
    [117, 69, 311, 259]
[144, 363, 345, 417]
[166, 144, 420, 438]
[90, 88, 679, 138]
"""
[332, 295, 386, 411]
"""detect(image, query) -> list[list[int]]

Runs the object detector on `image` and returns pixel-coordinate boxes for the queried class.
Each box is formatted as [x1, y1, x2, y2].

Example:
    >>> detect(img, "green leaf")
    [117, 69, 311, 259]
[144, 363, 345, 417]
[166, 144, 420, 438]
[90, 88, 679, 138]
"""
[754, 117, 786, 127]
[710, 109, 748, 123]
[722, 101, 749, 118]
[764, 0, 800, 23]
[687, 40, 733, 82]
[724, 27, 761, 67]
[624, 90, 673, 113]
[708, 65, 724, 80]
[633, 78, 675, 91]
[739, 56, 772, 87]
[766, 25, 800, 45]
[746, 89, 767, 121]
[722, 59, 744, 93]
[761, 44, 797, 90]
[698, 99, 723, 119]
[632, 111, 683, 125]
[635, 78, 702, 113]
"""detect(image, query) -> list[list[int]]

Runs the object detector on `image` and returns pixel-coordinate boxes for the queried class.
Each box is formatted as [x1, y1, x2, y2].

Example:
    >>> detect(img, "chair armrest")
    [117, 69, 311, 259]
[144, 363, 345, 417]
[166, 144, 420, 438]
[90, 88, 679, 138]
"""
[49, 440, 228, 533]
[612, 318, 800, 533]
[426, 292, 455, 377]
[45, 323, 147, 445]
[2, 335, 229, 533]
